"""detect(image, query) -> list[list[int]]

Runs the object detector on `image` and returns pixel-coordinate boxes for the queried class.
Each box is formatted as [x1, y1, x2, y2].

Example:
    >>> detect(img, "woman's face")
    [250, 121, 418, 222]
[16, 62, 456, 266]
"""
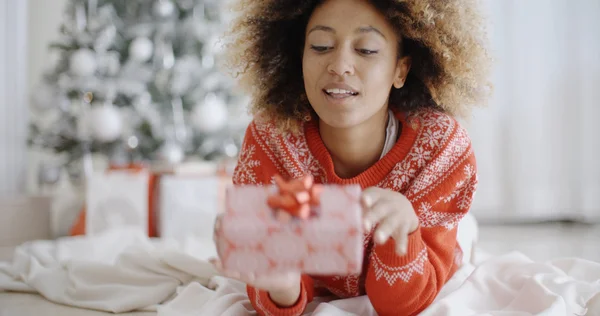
[302, 0, 410, 129]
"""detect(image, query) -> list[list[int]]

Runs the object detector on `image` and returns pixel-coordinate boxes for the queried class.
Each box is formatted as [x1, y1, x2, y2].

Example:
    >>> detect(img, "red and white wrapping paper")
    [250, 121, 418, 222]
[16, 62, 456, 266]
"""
[216, 184, 364, 276]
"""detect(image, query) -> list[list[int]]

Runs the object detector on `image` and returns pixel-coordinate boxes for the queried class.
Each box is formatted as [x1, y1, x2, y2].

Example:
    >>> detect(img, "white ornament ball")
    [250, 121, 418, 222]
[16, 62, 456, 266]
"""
[129, 37, 154, 63]
[69, 48, 97, 77]
[153, 0, 176, 18]
[192, 94, 228, 133]
[38, 164, 61, 186]
[89, 105, 123, 142]
[159, 142, 185, 164]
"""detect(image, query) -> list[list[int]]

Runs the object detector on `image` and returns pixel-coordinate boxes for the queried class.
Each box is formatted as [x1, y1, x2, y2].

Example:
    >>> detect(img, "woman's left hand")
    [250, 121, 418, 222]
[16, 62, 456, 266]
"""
[361, 187, 419, 256]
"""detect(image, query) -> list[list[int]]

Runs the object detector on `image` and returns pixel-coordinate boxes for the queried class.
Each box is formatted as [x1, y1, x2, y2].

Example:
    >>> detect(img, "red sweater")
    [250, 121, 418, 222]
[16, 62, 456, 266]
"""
[231, 109, 477, 316]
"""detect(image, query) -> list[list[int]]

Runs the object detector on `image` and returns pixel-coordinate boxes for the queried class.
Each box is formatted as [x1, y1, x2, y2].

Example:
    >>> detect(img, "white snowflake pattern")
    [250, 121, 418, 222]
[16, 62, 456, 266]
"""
[341, 274, 360, 297]
[381, 160, 416, 191]
[422, 128, 444, 148]
[232, 143, 261, 184]
[406, 124, 472, 201]
[253, 119, 282, 140]
[325, 274, 360, 298]
[421, 110, 454, 130]
[409, 147, 433, 168]
[463, 164, 476, 179]
[284, 133, 327, 181]
[251, 121, 288, 175]
[434, 163, 478, 208]
[438, 189, 460, 205]
[417, 202, 464, 230]
[384, 110, 463, 199]
[370, 248, 428, 286]
[252, 119, 326, 182]
[457, 172, 477, 210]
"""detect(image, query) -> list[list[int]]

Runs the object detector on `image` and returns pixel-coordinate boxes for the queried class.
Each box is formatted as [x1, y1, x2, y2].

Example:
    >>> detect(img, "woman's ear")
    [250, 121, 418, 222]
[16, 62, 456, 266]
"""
[393, 56, 412, 89]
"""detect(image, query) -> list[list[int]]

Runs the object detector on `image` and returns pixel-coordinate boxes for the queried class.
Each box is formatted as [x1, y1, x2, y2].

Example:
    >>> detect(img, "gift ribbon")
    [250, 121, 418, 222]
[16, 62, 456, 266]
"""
[267, 174, 323, 220]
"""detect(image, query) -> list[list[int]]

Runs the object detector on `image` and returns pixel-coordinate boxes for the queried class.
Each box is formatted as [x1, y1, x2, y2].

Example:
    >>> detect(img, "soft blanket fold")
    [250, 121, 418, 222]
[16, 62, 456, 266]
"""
[1, 228, 599, 316]
[0, 228, 220, 313]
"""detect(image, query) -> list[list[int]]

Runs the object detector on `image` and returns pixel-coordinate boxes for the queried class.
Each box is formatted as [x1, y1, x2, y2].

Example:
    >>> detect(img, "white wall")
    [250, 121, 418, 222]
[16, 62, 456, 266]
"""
[0, 0, 66, 197]
[468, 0, 600, 223]
[0, 0, 29, 197]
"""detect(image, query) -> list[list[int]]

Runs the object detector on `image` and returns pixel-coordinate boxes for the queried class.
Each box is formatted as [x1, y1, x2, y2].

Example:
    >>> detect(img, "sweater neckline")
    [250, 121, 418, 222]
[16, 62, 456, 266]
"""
[304, 110, 419, 187]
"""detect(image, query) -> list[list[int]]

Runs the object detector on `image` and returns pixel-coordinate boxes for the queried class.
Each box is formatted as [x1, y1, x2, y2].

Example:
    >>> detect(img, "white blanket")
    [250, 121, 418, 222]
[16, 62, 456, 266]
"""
[1, 228, 599, 316]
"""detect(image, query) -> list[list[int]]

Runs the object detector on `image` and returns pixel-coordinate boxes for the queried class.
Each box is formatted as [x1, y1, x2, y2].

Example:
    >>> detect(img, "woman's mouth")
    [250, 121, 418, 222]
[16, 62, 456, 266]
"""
[323, 88, 359, 99]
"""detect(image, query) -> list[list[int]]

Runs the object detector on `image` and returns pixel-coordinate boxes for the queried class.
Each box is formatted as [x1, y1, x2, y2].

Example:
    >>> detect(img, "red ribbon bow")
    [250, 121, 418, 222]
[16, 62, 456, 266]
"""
[267, 174, 323, 220]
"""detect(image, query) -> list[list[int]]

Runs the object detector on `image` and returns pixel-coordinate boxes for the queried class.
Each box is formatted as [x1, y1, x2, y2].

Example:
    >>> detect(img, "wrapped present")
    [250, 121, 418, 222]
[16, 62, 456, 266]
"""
[157, 172, 231, 240]
[215, 175, 364, 276]
[71, 160, 234, 238]
[70, 163, 158, 237]
[85, 168, 150, 235]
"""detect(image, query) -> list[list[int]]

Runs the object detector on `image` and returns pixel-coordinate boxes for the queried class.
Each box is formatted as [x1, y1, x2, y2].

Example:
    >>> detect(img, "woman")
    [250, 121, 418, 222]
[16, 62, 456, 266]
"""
[213, 0, 491, 315]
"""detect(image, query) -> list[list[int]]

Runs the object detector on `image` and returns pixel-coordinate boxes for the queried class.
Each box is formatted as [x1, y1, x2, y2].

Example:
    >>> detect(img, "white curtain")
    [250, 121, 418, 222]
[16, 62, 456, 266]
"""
[468, 0, 600, 223]
[0, 0, 29, 197]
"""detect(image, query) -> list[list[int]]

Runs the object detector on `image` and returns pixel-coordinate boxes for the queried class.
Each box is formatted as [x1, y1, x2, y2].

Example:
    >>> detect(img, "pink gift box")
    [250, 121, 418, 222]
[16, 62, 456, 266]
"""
[216, 184, 364, 276]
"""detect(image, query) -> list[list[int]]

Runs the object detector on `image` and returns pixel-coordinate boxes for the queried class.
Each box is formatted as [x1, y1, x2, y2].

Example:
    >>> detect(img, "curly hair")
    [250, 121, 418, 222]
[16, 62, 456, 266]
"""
[221, 0, 492, 131]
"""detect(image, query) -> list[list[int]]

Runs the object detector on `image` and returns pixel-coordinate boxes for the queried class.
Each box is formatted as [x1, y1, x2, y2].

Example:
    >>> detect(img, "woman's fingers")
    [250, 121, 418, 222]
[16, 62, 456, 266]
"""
[361, 187, 383, 209]
[362, 188, 391, 231]
[362, 199, 393, 231]
[373, 210, 405, 245]
[393, 223, 411, 255]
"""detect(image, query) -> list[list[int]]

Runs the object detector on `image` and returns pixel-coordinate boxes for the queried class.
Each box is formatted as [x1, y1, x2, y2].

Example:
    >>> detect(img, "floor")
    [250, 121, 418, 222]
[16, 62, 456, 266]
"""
[0, 223, 598, 316]
[477, 222, 600, 263]
[1, 223, 598, 263]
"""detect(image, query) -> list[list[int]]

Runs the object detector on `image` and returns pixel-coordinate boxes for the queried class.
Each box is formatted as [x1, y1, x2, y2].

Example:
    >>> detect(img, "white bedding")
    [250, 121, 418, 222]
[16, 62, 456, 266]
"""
[1, 227, 599, 316]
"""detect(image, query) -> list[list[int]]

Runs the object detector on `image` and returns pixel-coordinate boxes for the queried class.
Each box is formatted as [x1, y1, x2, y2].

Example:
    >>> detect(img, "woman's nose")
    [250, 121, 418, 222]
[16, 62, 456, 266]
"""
[327, 48, 355, 77]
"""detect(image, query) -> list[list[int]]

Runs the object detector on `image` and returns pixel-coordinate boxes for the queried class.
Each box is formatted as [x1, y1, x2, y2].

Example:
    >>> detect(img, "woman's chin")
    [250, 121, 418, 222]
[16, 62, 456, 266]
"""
[316, 112, 363, 130]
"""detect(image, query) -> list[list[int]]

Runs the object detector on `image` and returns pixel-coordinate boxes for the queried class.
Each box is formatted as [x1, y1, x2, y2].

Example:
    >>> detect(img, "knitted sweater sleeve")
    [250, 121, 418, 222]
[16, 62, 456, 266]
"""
[365, 124, 478, 316]
[232, 121, 314, 316]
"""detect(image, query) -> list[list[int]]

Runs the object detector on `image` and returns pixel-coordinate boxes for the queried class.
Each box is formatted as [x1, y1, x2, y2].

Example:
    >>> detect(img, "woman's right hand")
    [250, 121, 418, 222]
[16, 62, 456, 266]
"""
[211, 215, 302, 307]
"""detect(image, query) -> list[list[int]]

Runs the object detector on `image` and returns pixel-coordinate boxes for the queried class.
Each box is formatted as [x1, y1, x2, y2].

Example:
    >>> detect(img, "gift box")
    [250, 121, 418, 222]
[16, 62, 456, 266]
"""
[157, 173, 231, 240]
[70, 164, 158, 237]
[85, 169, 150, 235]
[215, 176, 364, 276]
[71, 160, 234, 238]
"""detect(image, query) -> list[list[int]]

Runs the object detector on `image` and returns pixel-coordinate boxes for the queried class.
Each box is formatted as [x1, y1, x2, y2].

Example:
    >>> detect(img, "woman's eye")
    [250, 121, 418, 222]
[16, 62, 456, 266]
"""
[357, 49, 378, 55]
[310, 45, 331, 52]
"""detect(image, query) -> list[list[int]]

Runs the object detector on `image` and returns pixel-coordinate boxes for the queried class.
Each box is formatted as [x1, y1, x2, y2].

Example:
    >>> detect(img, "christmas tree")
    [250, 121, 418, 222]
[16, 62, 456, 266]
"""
[29, 0, 249, 185]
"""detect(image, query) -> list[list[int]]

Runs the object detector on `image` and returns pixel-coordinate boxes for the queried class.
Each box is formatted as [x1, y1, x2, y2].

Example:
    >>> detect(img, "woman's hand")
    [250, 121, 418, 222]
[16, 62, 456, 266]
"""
[361, 187, 419, 256]
[209, 258, 302, 306]
[211, 216, 302, 307]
